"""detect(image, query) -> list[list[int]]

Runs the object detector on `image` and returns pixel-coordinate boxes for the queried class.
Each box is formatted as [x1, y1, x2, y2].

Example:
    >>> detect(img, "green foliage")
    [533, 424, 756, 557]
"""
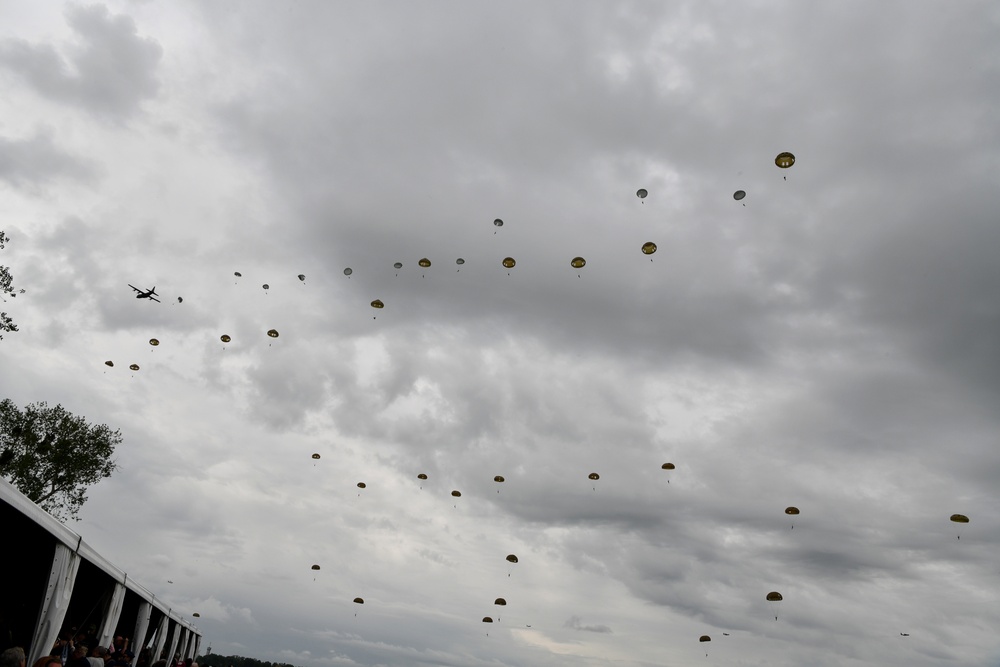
[0, 399, 121, 521]
[196, 654, 296, 667]
[0, 231, 23, 339]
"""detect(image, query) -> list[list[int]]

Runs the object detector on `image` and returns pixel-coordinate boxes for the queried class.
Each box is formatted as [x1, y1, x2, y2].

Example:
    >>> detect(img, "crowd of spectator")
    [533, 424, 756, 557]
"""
[0, 628, 196, 667]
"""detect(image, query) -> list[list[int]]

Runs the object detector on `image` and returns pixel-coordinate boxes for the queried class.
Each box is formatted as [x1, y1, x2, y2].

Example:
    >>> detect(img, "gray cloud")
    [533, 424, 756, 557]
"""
[0, 129, 99, 188]
[0, 4, 161, 119]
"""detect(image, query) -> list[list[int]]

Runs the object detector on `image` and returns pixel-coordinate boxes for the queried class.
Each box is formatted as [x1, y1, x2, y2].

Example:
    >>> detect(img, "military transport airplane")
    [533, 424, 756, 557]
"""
[129, 285, 160, 303]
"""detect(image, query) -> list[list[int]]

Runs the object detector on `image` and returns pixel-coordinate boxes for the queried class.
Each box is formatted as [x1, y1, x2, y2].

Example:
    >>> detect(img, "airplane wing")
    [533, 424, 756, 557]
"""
[148, 295, 161, 303]
[128, 284, 141, 292]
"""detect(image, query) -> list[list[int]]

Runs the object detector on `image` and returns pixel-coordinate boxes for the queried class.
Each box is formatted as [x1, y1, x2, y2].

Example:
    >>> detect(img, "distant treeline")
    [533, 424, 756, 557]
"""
[196, 653, 296, 667]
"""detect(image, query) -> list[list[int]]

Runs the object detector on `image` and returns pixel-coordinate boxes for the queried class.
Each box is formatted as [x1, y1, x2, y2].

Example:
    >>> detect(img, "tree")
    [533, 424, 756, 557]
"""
[0, 399, 122, 521]
[0, 230, 24, 339]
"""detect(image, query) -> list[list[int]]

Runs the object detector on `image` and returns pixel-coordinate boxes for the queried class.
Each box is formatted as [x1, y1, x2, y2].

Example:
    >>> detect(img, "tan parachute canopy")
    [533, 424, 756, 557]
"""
[267, 329, 279, 338]
[588, 473, 600, 480]
[129, 364, 140, 371]
[417, 473, 428, 480]
[506, 554, 518, 563]
[494, 598, 506, 606]
[311, 564, 320, 570]
[494, 475, 505, 483]
[353, 597, 364, 604]
[641, 242, 657, 255]
[149, 338, 159, 346]
[371, 299, 384, 309]
[220, 334, 231, 343]
[661, 463, 675, 470]
[451, 490, 462, 497]
[775, 152, 795, 168]
[766, 591, 783, 601]
[699, 635, 711, 642]
[571, 257, 586, 268]
[785, 507, 800, 515]
[482, 617, 494, 623]
[951, 514, 970, 523]
[502, 257, 516, 268]
[357, 482, 366, 489]
[419, 258, 431, 268]
[105, 361, 114, 367]
[311, 453, 321, 460]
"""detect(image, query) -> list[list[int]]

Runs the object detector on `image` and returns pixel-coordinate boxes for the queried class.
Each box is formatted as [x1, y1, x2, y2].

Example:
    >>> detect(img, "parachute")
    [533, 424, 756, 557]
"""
[192, 613, 200, 618]
[311, 564, 320, 570]
[234, 272, 242, 277]
[176, 297, 183, 304]
[570, 257, 586, 269]
[104, 361, 114, 367]
[311, 453, 321, 460]
[393, 262, 403, 269]
[298, 274, 305, 282]
[641, 242, 657, 255]
[636, 188, 647, 200]
[494, 598, 506, 606]
[456, 258, 465, 266]
[785, 507, 800, 515]
[267, 329, 279, 338]
[371, 299, 384, 309]
[262, 284, 269, 291]
[353, 597, 364, 604]
[661, 463, 675, 470]
[129, 364, 140, 371]
[357, 482, 366, 489]
[494, 219, 503, 228]
[417, 473, 428, 480]
[344, 268, 353, 276]
[502, 257, 516, 269]
[419, 258, 431, 268]
[149, 338, 159, 346]
[733, 190, 746, 201]
[506, 554, 518, 563]
[699, 636, 711, 642]
[494, 475, 505, 483]
[588, 473, 600, 480]
[775, 152, 795, 168]
[220, 334, 231, 343]
[451, 490, 462, 497]
[482, 617, 493, 623]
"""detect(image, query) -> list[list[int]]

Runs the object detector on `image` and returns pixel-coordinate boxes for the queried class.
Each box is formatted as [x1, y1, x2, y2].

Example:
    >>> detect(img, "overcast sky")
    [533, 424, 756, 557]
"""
[2, 1, 999, 666]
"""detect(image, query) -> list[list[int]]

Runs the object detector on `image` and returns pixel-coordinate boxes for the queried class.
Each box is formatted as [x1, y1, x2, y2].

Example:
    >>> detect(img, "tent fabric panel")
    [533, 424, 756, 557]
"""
[166, 620, 181, 663]
[97, 582, 127, 650]
[152, 614, 169, 661]
[132, 602, 152, 658]
[27, 543, 81, 667]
